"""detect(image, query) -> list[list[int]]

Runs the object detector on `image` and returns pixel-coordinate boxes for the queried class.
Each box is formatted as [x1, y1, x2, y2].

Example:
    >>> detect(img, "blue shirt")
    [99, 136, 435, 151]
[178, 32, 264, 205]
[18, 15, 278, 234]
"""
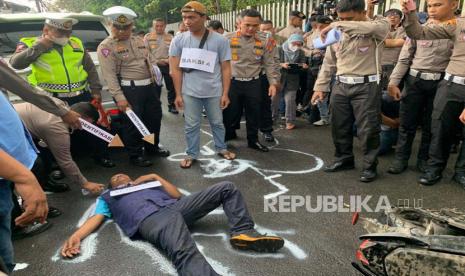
[0, 92, 37, 170]
[169, 31, 231, 98]
[94, 196, 112, 218]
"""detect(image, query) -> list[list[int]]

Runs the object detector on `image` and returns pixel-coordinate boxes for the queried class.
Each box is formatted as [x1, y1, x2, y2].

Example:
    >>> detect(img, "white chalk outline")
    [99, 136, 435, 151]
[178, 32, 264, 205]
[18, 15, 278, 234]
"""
[47, 128, 317, 274]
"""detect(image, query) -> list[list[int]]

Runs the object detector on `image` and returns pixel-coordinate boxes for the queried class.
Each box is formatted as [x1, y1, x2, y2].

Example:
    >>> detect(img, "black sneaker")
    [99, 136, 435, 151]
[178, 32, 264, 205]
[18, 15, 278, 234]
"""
[263, 132, 275, 142]
[12, 221, 52, 240]
[168, 104, 179, 114]
[42, 179, 70, 193]
[230, 230, 284, 253]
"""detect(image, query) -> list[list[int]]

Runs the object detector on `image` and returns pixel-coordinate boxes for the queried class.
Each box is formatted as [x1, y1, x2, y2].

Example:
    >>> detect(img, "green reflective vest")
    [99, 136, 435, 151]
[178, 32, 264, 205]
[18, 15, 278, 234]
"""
[20, 36, 88, 93]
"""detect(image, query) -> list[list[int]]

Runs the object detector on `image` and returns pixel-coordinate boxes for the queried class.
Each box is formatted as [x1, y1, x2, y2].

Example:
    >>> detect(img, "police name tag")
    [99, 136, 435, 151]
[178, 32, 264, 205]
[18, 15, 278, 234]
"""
[110, 181, 162, 197]
[180, 48, 217, 73]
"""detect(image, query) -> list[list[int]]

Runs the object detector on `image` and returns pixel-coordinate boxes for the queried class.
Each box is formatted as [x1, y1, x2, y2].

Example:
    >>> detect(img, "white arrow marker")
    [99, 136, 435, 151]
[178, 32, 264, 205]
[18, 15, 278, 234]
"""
[78, 118, 124, 147]
[126, 109, 155, 145]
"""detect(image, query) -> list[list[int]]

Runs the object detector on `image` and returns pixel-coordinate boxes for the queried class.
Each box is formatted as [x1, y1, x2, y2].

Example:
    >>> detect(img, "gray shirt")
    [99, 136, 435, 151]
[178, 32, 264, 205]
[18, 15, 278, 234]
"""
[169, 31, 231, 98]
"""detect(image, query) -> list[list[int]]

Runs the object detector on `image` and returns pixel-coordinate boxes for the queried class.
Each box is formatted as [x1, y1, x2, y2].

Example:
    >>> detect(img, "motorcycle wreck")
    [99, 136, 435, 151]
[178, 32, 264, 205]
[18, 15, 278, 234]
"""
[351, 207, 465, 275]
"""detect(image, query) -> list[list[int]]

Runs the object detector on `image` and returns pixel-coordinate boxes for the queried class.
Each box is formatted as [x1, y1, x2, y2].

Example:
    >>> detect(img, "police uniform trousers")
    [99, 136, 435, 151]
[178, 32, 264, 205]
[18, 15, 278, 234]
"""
[138, 182, 254, 276]
[259, 75, 273, 133]
[158, 64, 176, 106]
[120, 83, 162, 157]
[427, 80, 465, 174]
[223, 78, 262, 143]
[330, 81, 381, 170]
[395, 75, 439, 163]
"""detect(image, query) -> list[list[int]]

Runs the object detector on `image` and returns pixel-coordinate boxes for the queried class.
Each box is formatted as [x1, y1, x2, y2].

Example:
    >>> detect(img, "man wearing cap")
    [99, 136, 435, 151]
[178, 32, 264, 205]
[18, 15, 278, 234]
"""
[98, 6, 170, 167]
[400, 0, 465, 188]
[144, 18, 178, 114]
[169, 1, 236, 169]
[10, 16, 102, 106]
[224, 9, 280, 152]
[277, 10, 305, 40]
[387, 0, 456, 176]
[367, 3, 406, 91]
[311, 0, 390, 182]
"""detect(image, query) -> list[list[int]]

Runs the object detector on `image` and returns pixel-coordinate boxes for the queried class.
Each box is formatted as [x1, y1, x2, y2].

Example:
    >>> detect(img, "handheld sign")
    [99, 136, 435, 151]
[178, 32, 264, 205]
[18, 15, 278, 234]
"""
[110, 181, 162, 197]
[125, 109, 155, 145]
[78, 118, 124, 147]
[313, 28, 342, 49]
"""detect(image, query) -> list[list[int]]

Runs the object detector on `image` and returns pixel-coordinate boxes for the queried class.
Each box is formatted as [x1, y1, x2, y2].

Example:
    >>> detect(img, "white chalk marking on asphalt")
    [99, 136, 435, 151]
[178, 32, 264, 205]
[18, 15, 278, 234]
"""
[265, 174, 282, 180]
[256, 225, 308, 260]
[196, 244, 236, 276]
[115, 226, 177, 275]
[13, 263, 28, 271]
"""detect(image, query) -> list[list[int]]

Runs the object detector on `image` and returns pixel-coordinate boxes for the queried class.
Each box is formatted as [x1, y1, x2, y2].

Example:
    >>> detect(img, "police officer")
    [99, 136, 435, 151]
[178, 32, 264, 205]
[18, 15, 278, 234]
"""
[10, 16, 102, 106]
[9, 15, 114, 168]
[387, 0, 455, 175]
[375, 7, 406, 91]
[400, 1, 465, 187]
[259, 20, 282, 142]
[277, 11, 306, 40]
[224, 9, 280, 152]
[312, 0, 390, 182]
[98, 6, 170, 167]
[144, 18, 178, 114]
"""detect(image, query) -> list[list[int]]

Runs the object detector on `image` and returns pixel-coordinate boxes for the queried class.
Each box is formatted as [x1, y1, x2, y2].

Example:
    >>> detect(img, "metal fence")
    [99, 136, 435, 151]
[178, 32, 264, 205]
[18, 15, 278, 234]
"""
[167, 0, 465, 32]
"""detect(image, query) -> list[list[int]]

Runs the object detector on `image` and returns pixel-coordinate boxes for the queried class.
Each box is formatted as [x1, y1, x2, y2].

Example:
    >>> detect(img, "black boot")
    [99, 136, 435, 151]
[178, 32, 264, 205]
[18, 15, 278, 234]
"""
[388, 159, 408, 174]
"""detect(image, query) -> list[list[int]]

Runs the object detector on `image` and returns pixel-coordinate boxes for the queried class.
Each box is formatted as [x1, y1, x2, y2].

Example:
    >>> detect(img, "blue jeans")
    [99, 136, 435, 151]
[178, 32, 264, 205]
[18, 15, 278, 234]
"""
[379, 128, 399, 155]
[183, 95, 227, 159]
[317, 96, 330, 121]
[0, 180, 14, 273]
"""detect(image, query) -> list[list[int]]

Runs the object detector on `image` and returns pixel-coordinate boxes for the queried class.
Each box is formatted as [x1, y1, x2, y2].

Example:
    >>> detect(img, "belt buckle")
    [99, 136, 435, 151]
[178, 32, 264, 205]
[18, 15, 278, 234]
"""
[347, 77, 356, 84]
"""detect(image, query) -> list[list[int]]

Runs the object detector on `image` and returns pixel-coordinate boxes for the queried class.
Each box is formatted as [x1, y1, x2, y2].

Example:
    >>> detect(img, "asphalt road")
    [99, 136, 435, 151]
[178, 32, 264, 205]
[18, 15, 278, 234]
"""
[12, 101, 465, 276]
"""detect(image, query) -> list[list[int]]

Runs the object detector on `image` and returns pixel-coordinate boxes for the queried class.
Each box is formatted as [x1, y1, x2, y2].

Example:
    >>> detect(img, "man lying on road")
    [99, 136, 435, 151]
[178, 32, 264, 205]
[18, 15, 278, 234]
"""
[61, 173, 284, 275]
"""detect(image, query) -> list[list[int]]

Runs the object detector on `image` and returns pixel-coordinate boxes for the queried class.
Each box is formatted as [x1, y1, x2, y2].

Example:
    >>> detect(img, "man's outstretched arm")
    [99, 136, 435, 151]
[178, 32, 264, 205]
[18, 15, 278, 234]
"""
[61, 214, 105, 258]
[133, 173, 182, 199]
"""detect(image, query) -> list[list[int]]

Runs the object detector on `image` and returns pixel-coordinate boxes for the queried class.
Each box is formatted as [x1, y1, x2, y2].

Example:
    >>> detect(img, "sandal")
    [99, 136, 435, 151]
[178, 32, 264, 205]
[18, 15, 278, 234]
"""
[218, 150, 236, 160]
[180, 157, 195, 169]
[286, 123, 295, 130]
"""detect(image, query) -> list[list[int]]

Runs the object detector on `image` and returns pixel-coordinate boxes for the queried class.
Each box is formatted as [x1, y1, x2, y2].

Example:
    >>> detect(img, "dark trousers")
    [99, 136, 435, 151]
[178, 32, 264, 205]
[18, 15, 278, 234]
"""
[395, 75, 439, 162]
[428, 80, 465, 173]
[380, 64, 395, 92]
[223, 79, 262, 143]
[120, 84, 162, 157]
[159, 65, 176, 105]
[259, 75, 273, 133]
[138, 182, 254, 276]
[0, 180, 14, 274]
[331, 81, 381, 169]
[58, 91, 92, 106]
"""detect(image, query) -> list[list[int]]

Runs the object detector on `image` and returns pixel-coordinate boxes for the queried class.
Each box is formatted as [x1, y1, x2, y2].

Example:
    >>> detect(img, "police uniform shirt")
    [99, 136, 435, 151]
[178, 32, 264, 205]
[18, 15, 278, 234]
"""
[389, 28, 453, 86]
[381, 26, 407, 65]
[277, 25, 304, 40]
[144, 32, 172, 62]
[9, 37, 102, 93]
[224, 31, 280, 85]
[97, 35, 152, 102]
[314, 19, 390, 92]
[14, 100, 88, 186]
[403, 12, 465, 77]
